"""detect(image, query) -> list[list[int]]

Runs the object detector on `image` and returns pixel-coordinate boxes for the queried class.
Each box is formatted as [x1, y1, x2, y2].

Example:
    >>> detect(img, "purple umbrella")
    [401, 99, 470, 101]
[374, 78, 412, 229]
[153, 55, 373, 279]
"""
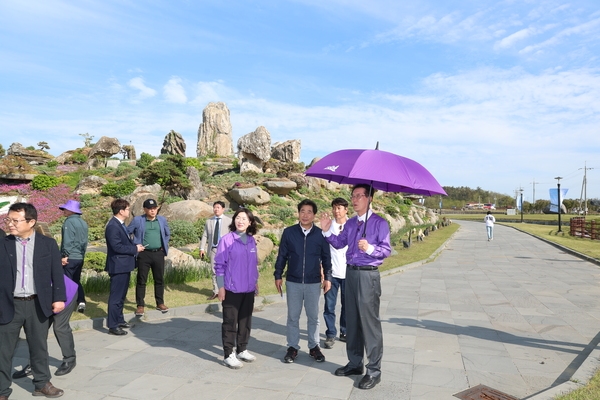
[305, 148, 447, 196]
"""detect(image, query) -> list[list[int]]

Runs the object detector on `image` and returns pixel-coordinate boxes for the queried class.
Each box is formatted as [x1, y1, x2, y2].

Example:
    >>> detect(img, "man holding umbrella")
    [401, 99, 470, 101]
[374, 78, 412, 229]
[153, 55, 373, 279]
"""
[320, 184, 391, 390]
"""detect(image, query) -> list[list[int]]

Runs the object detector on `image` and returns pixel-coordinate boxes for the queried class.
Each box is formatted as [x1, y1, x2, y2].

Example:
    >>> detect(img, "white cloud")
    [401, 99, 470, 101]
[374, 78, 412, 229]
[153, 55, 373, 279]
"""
[127, 77, 156, 101]
[163, 77, 187, 104]
[520, 18, 600, 54]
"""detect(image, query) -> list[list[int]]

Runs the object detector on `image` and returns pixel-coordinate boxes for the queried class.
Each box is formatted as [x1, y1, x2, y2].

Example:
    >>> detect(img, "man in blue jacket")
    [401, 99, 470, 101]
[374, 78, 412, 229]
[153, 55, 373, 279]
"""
[105, 199, 144, 335]
[274, 199, 332, 364]
[127, 198, 171, 316]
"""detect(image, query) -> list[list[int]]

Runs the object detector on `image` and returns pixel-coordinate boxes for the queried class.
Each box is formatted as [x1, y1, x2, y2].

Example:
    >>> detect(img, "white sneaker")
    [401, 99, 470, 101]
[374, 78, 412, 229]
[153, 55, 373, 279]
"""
[237, 350, 256, 362]
[223, 353, 243, 369]
[77, 302, 86, 313]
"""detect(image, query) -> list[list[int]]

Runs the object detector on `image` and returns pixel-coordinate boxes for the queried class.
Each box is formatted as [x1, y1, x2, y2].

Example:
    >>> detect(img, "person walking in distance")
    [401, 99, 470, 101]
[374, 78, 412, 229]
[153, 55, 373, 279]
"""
[58, 200, 88, 314]
[320, 184, 391, 390]
[323, 197, 349, 349]
[127, 198, 171, 316]
[484, 211, 496, 241]
[200, 201, 232, 300]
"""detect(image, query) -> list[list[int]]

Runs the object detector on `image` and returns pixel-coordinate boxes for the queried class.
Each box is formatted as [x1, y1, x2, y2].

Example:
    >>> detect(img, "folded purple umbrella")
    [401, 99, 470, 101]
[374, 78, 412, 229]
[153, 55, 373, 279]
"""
[305, 149, 446, 196]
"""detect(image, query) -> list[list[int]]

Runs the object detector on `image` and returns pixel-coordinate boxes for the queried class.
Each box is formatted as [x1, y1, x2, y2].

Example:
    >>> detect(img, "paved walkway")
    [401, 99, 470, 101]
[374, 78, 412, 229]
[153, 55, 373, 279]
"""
[8, 221, 600, 399]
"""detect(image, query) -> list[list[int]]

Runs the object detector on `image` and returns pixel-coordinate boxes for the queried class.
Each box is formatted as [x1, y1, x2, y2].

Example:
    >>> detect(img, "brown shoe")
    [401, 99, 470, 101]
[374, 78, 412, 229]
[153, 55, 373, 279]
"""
[208, 293, 218, 300]
[156, 304, 169, 313]
[33, 382, 64, 398]
[135, 306, 144, 316]
[0, 395, 8, 400]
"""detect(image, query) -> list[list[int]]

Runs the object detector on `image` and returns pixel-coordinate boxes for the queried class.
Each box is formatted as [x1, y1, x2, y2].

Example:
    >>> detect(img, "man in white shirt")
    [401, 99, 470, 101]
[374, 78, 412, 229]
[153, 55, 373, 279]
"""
[484, 211, 496, 241]
[323, 198, 349, 349]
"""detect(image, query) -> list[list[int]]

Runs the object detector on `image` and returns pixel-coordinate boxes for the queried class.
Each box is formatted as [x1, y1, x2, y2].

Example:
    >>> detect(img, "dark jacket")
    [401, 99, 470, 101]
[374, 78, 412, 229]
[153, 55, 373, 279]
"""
[274, 224, 332, 284]
[127, 214, 171, 255]
[0, 233, 67, 324]
[105, 217, 138, 275]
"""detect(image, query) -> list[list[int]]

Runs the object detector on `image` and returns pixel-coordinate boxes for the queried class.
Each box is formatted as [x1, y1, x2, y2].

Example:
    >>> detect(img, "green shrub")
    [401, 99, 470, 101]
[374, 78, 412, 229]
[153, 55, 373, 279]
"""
[84, 252, 107, 272]
[385, 205, 399, 218]
[164, 196, 183, 204]
[46, 160, 58, 168]
[71, 151, 88, 164]
[87, 226, 105, 241]
[263, 232, 279, 246]
[114, 163, 138, 178]
[169, 219, 200, 247]
[185, 157, 202, 169]
[137, 152, 155, 169]
[31, 175, 60, 191]
[100, 179, 136, 197]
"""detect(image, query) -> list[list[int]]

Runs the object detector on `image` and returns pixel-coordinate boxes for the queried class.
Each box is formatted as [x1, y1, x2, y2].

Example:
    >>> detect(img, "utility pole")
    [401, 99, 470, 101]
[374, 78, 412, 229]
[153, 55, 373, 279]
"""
[555, 176, 563, 233]
[579, 162, 594, 216]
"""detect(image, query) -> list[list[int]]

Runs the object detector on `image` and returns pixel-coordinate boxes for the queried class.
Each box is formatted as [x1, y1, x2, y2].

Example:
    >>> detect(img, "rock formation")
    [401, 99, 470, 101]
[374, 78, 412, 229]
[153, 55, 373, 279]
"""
[184, 166, 209, 200]
[74, 175, 109, 195]
[161, 130, 186, 156]
[121, 144, 136, 160]
[160, 200, 214, 222]
[7, 143, 54, 165]
[237, 126, 271, 173]
[263, 179, 297, 196]
[88, 136, 121, 158]
[196, 102, 233, 157]
[271, 140, 301, 163]
[228, 186, 271, 206]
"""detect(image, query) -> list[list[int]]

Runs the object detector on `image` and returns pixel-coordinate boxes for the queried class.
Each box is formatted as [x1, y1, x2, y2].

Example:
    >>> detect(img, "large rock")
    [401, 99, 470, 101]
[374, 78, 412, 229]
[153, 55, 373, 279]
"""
[165, 247, 205, 269]
[74, 175, 108, 195]
[7, 143, 54, 165]
[271, 140, 301, 163]
[161, 200, 214, 222]
[125, 184, 163, 216]
[305, 176, 342, 192]
[228, 186, 271, 206]
[161, 130, 186, 156]
[263, 179, 297, 196]
[255, 235, 274, 263]
[196, 102, 234, 157]
[88, 136, 121, 158]
[237, 126, 271, 173]
[184, 166, 209, 201]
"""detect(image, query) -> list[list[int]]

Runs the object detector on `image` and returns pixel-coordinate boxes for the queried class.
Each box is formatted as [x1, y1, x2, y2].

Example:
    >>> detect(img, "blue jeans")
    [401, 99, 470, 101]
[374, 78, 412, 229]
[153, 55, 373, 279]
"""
[323, 277, 346, 338]
[486, 226, 493, 240]
[285, 281, 321, 350]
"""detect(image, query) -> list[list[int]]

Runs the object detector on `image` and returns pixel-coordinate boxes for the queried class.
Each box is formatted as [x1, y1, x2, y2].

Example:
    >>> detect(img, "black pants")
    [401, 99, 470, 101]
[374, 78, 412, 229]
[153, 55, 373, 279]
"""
[49, 297, 78, 362]
[135, 250, 165, 307]
[345, 268, 383, 378]
[108, 272, 130, 329]
[222, 290, 255, 358]
[63, 258, 85, 304]
[0, 299, 51, 397]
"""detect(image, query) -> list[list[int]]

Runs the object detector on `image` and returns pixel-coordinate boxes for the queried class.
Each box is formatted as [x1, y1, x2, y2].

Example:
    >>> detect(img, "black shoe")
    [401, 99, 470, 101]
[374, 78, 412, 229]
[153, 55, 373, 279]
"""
[55, 360, 76, 376]
[309, 345, 325, 362]
[339, 333, 347, 342]
[12, 364, 32, 379]
[118, 322, 131, 329]
[283, 346, 298, 363]
[108, 327, 128, 336]
[358, 374, 381, 390]
[334, 364, 364, 376]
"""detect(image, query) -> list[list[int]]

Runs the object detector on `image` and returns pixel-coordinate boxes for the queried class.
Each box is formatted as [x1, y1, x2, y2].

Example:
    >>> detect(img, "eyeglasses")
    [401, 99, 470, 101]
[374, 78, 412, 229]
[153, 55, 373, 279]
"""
[350, 194, 367, 200]
[3, 218, 30, 225]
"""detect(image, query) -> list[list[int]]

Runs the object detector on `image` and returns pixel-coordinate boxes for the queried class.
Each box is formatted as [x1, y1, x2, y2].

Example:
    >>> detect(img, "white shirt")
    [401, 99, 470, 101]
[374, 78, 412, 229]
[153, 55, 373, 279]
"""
[329, 220, 348, 279]
[484, 214, 495, 227]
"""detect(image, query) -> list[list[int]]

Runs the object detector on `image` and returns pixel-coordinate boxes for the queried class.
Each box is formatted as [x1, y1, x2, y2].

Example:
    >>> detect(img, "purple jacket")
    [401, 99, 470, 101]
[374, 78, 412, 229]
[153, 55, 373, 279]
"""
[214, 232, 259, 293]
[325, 213, 391, 267]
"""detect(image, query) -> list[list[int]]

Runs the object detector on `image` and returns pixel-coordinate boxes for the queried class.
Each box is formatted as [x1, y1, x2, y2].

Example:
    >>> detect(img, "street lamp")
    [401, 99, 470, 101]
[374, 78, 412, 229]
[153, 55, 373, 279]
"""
[519, 189, 524, 223]
[555, 176, 562, 233]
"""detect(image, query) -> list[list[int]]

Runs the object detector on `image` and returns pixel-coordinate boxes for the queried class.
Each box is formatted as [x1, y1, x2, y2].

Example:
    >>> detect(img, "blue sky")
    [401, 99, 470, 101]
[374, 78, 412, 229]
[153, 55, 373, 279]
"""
[1, 0, 599, 201]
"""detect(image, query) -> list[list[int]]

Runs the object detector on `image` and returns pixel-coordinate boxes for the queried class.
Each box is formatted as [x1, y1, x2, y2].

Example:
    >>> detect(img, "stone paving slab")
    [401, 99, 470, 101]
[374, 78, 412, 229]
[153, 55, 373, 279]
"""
[7, 220, 600, 399]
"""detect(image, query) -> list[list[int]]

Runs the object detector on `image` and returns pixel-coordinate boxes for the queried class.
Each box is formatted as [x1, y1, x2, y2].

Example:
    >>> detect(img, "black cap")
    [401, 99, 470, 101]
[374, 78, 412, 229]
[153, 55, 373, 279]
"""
[143, 199, 158, 208]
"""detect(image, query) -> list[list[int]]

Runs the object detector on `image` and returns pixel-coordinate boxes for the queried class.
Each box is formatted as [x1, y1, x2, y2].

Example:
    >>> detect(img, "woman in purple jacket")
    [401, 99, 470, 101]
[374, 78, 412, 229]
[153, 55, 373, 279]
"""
[214, 207, 260, 369]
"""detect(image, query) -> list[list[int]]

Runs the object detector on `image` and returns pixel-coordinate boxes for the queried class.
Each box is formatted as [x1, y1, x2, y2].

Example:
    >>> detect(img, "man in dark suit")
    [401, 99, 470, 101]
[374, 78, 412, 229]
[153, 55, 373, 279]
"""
[0, 203, 66, 399]
[105, 199, 144, 336]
